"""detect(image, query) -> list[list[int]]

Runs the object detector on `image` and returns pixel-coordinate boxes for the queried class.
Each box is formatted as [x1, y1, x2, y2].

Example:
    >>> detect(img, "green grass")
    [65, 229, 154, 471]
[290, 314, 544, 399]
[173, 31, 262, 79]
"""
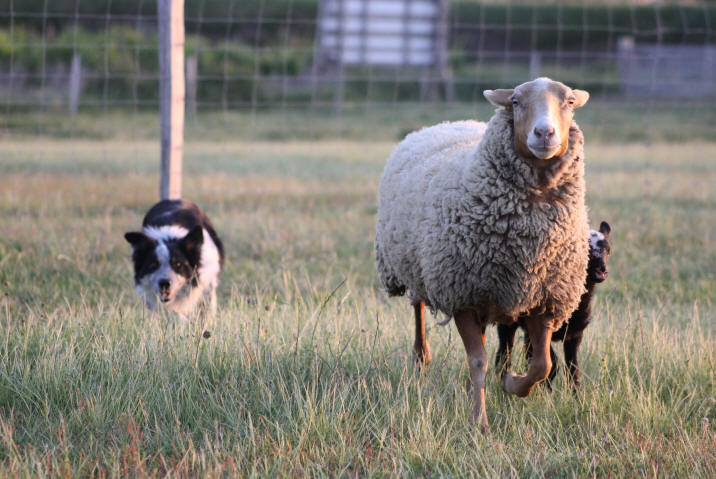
[4, 99, 716, 143]
[0, 132, 714, 476]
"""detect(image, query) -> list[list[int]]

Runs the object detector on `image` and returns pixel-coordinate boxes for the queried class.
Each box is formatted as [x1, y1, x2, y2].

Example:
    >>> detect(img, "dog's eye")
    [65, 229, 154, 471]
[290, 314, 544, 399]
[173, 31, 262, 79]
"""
[172, 261, 182, 269]
[148, 261, 159, 270]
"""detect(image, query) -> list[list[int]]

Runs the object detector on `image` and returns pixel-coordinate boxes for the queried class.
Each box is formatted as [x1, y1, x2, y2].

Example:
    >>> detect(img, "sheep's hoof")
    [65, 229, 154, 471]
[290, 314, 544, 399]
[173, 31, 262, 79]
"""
[470, 408, 490, 434]
[412, 345, 431, 368]
[473, 416, 489, 435]
[502, 371, 531, 398]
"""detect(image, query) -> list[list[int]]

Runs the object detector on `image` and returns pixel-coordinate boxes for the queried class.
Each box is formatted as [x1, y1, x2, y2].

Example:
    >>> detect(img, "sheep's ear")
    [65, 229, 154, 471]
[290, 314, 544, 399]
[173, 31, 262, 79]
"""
[572, 89, 590, 108]
[599, 221, 611, 238]
[483, 89, 514, 107]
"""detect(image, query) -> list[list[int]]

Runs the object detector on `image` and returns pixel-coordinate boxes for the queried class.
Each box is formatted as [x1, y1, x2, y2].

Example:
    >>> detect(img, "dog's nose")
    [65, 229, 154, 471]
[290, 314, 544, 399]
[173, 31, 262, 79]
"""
[158, 279, 170, 291]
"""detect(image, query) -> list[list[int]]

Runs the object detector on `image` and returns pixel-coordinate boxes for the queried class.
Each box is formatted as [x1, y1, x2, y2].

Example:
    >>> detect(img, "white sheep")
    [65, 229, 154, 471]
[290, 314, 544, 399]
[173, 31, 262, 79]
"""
[374, 77, 591, 430]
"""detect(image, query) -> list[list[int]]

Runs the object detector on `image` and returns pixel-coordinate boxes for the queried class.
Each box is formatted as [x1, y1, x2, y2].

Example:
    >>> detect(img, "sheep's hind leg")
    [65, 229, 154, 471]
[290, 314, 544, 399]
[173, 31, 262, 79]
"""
[412, 300, 431, 366]
[502, 316, 553, 398]
[455, 310, 489, 432]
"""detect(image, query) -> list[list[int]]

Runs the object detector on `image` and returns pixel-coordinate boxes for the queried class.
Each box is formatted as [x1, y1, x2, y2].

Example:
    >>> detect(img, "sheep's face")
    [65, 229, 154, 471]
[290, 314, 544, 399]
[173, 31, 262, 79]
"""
[484, 78, 589, 160]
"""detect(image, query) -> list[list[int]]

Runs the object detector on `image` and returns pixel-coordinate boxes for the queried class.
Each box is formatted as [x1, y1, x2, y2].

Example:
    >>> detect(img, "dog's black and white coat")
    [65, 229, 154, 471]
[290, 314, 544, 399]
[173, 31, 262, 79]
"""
[124, 199, 224, 318]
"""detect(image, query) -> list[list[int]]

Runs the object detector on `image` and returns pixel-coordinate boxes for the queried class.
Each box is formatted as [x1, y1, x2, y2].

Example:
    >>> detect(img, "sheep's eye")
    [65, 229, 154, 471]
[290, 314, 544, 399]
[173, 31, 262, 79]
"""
[511, 98, 518, 106]
[567, 98, 575, 106]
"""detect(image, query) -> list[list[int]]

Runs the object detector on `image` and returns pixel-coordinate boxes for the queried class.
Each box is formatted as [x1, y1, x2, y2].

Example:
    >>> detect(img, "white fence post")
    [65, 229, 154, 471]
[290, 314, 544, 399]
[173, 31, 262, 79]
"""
[158, 0, 185, 200]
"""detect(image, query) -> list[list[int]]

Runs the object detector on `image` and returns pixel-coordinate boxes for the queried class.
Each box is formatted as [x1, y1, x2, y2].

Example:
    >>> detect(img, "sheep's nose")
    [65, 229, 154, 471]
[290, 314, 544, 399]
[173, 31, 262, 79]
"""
[533, 126, 555, 139]
[158, 279, 170, 291]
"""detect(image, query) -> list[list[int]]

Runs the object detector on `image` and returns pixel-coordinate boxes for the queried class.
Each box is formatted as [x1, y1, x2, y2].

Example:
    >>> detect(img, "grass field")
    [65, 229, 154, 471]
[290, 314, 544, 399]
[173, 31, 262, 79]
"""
[0, 112, 715, 476]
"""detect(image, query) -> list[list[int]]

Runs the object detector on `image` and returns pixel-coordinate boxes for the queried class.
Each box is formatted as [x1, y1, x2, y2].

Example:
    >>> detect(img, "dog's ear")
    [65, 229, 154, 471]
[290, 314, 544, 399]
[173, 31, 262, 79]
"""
[599, 221, 611, 238]
[181, 225, 204, 252]
[125, 232, 152, 247]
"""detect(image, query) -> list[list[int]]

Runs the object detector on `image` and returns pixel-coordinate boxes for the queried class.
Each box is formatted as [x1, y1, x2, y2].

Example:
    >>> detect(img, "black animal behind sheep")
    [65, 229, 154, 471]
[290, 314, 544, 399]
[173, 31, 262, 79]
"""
[495, 221, 612, 388]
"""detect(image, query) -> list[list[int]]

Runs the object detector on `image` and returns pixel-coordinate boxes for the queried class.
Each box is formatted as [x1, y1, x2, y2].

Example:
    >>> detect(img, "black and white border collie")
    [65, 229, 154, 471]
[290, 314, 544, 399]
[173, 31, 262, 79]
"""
[124, 199, 224, 319]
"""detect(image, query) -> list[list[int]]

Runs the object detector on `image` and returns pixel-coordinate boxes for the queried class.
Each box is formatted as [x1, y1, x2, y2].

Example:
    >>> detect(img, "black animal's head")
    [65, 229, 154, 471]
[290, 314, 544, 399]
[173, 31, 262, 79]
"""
[124, 225, 204, 304]
[587, 221, 611, 284]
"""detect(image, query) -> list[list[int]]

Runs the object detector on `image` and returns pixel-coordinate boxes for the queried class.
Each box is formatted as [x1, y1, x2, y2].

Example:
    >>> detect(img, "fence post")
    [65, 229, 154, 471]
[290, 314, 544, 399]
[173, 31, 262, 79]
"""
[332, 0, 346, 116]
[529, 51, 541, 80]
[158, 0, 185, 200]
[186, 54, 198, 117]
[437, 0, 454, 102]
[617, 36, 635, 96]
[69, 53, 82, 116]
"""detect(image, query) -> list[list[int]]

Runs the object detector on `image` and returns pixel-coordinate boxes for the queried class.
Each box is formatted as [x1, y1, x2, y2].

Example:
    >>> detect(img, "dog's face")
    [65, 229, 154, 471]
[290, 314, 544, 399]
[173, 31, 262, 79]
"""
[124, 226, 203, 305]
[587, 221, 612, 284]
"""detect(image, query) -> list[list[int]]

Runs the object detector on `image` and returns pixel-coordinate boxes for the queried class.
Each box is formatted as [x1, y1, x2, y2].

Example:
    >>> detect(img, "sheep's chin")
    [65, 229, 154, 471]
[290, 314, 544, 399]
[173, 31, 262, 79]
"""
[527, 143, 562, 160]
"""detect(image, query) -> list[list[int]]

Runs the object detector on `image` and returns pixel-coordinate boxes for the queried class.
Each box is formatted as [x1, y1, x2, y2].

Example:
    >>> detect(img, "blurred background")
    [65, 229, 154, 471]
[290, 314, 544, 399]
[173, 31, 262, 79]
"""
[1, 0, 714, 143]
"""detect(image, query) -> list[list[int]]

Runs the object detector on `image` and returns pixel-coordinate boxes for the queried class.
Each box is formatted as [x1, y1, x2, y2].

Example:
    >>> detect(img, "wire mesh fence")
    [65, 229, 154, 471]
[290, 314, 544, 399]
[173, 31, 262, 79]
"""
[1, 0, 714, 143]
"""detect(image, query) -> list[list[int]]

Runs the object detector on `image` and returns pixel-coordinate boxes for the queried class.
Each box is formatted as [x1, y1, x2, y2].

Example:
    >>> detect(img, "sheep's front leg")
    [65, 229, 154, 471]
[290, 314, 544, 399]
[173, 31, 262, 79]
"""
[502, 317, 553, 398]
[412, 300, 431, 365]
[524, 336, 559, 389]
[454, 310, 489, 431]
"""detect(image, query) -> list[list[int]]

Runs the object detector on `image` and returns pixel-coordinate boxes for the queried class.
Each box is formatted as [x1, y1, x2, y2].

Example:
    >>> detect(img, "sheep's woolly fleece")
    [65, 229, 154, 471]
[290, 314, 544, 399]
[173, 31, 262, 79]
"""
[375, 111, 589, 331]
